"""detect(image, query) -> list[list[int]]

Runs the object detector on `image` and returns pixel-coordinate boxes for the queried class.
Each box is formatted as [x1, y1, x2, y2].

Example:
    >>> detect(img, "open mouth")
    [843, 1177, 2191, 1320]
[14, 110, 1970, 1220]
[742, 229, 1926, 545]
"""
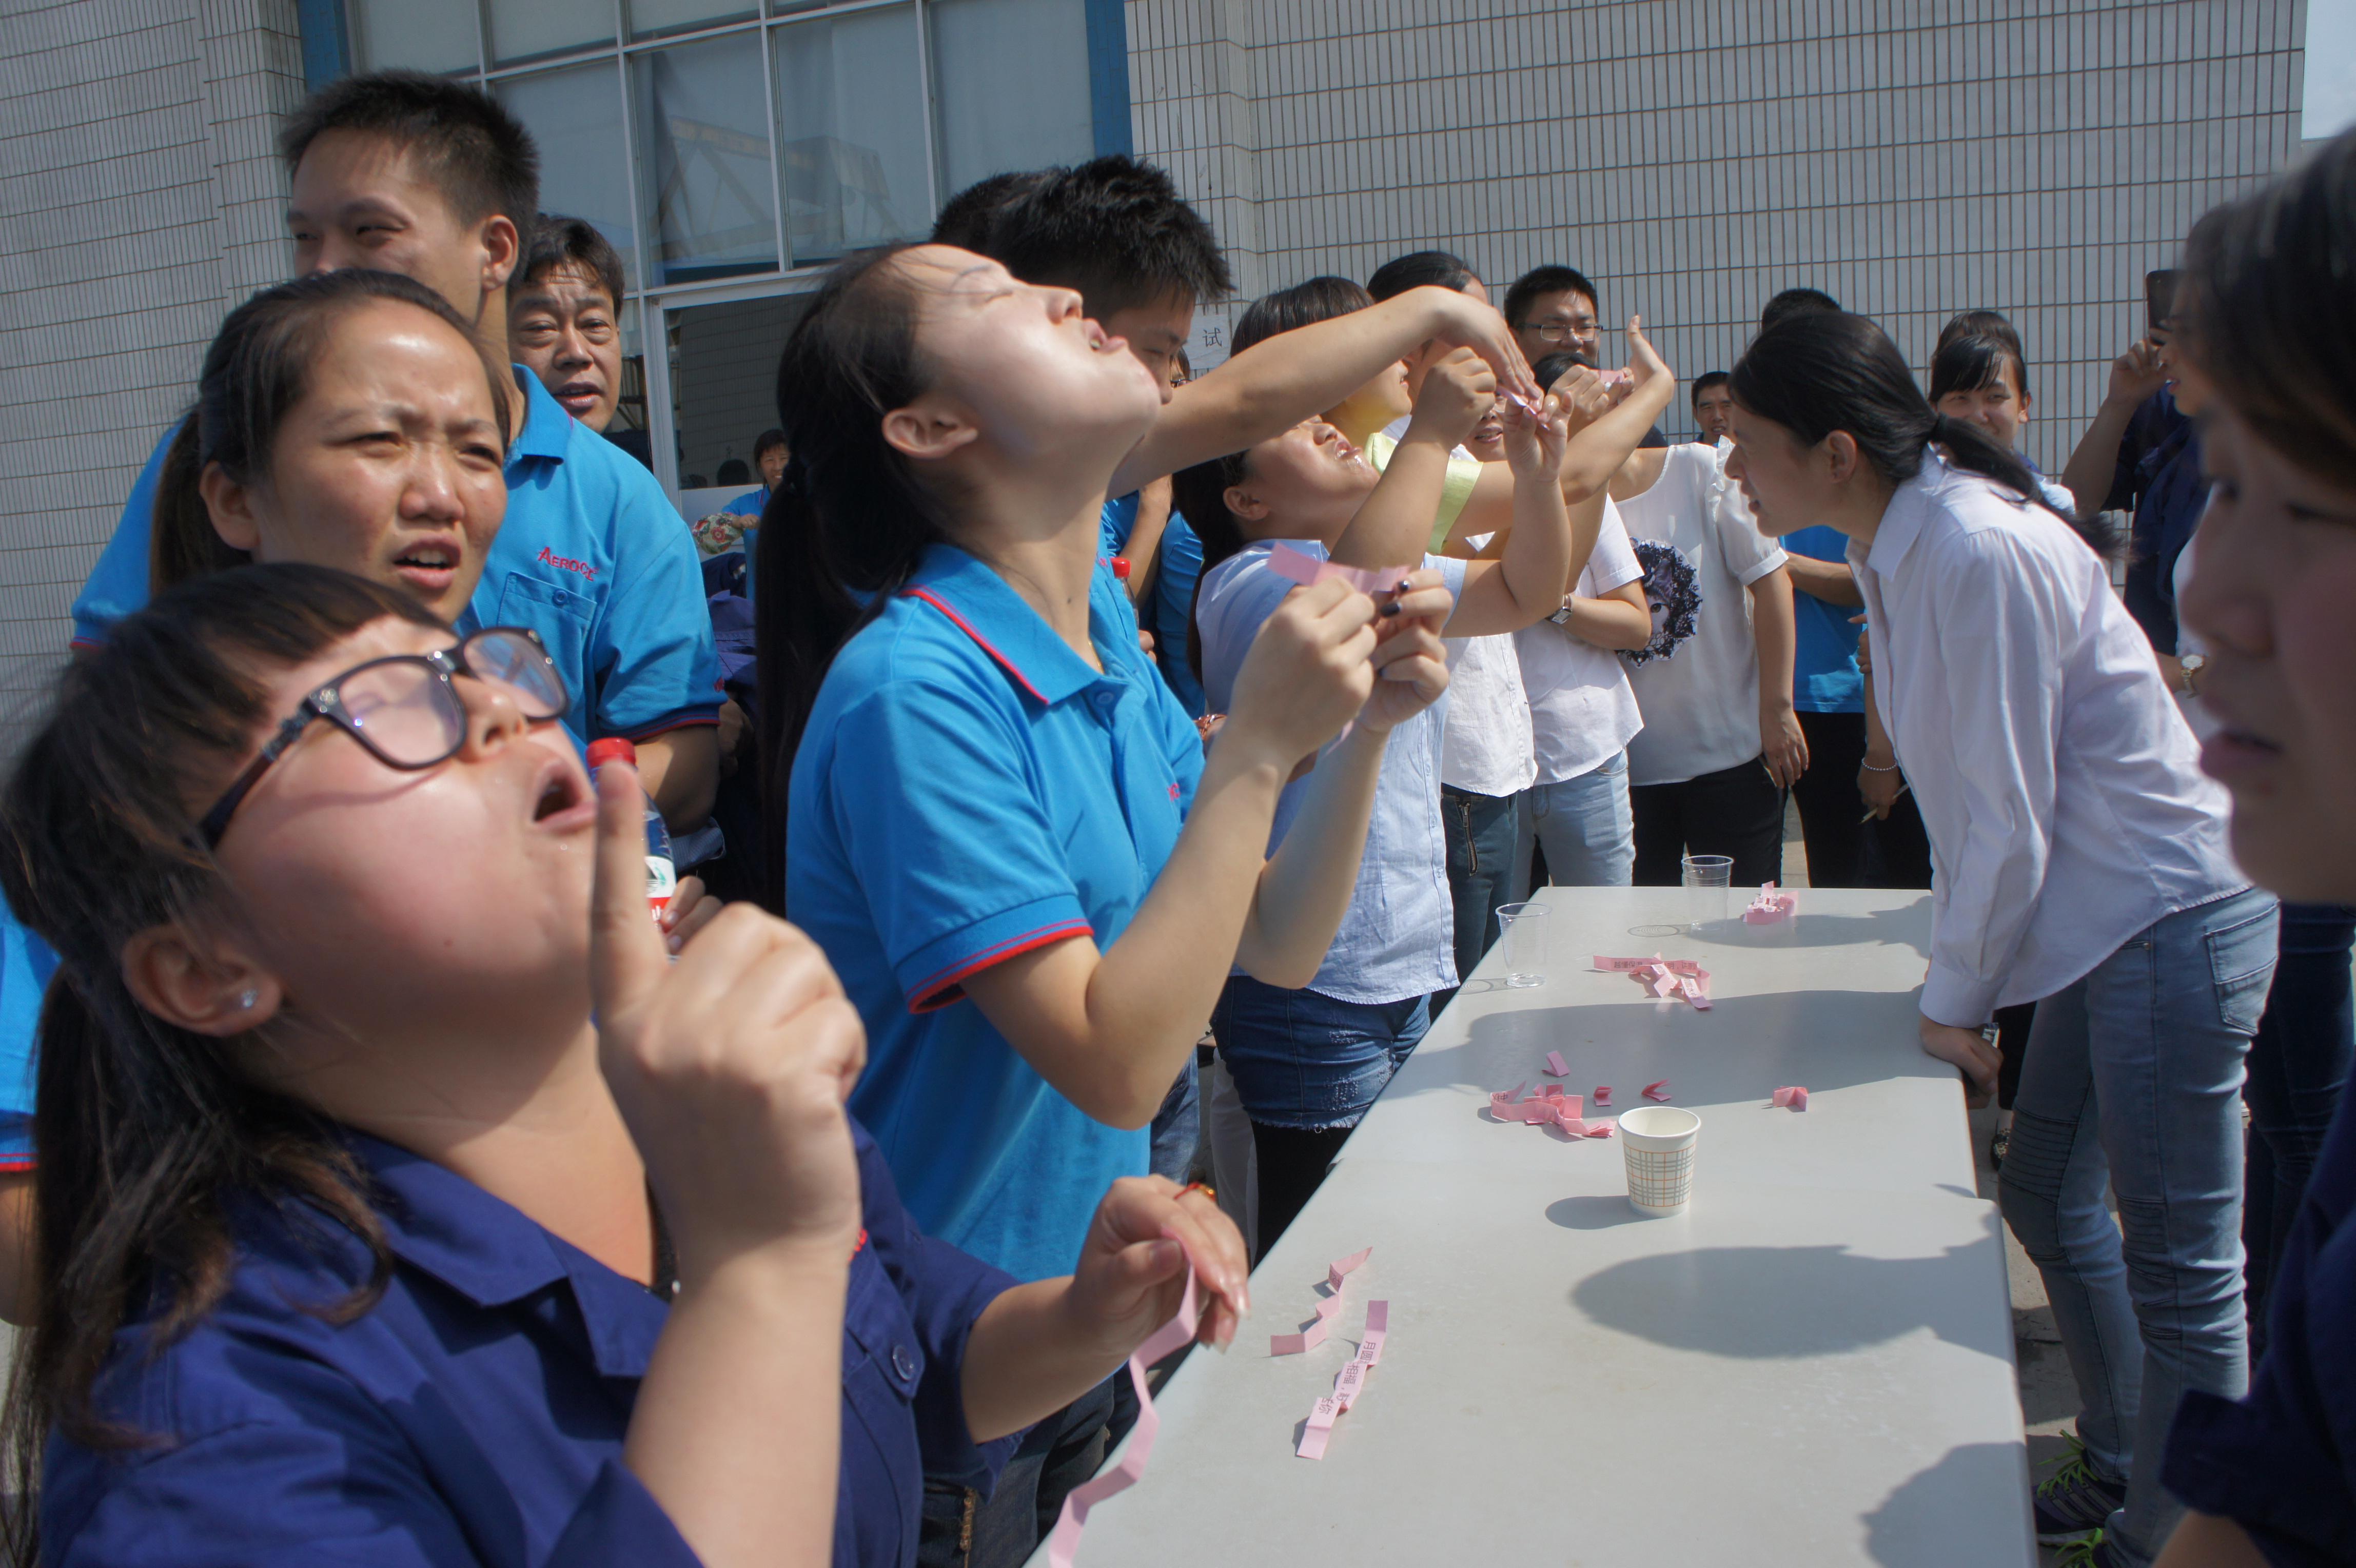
[554, 379, 603, 413]
[530, 758, 591, 826]
[391, 537, 462, 590]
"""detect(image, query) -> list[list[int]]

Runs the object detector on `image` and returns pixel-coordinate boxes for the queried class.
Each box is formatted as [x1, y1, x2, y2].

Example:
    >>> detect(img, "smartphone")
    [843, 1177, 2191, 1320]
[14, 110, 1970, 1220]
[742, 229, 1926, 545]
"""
[2146, 269, 2179, 344]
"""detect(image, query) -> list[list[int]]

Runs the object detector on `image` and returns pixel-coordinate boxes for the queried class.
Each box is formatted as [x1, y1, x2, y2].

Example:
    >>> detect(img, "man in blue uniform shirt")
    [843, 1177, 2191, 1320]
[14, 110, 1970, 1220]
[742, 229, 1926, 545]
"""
[68, 72, 718, 824]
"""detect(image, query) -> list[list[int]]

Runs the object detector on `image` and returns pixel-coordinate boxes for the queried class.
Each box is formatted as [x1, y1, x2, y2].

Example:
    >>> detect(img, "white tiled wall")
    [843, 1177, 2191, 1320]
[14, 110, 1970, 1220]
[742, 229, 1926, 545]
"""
[0, 0, 304, 761]
[1129, 0, 2307, 468]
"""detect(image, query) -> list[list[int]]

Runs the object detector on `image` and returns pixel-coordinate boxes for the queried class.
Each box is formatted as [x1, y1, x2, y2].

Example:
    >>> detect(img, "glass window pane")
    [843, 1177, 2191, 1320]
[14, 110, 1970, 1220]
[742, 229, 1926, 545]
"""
[498, 65, 642, 292]
[632, 37, 780, 285]
[352, 0, 478, 74]
[928, 0, 1093, 199]
[627, 0, 757, 42]
[669, 293, 809, 509]
[772, 6, 930, 264]
[485, 0, 615, 66]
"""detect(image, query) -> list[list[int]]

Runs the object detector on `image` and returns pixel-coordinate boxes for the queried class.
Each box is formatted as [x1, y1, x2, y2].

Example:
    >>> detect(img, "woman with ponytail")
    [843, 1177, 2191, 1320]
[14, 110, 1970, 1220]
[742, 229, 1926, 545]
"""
[1729, 310, 2271, 1568]
[756, 245, 1448, 1559]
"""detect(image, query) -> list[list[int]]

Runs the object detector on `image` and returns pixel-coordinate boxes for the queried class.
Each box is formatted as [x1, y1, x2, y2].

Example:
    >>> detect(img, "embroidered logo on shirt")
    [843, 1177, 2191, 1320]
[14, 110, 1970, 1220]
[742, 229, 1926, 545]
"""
[536, 545, 598, 582]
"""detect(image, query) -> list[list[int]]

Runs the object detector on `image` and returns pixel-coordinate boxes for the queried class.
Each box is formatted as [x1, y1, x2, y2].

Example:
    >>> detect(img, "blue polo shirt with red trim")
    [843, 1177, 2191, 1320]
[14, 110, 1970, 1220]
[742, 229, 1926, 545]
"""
[789, 544, 1204, 1282]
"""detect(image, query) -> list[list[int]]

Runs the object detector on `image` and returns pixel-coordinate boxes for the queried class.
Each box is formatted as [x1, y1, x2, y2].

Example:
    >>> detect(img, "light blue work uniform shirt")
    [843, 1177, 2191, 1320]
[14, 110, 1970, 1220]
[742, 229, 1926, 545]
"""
[1780, 524, 1865, 715]
[1194, 539, 1464, 1005]
[69, 370, 721, 748]
[1149, 516, 1207, 716]
[0, 914, 52, 1168]
[790, 544, 1204, 1283]
[721, 485, 767, 518]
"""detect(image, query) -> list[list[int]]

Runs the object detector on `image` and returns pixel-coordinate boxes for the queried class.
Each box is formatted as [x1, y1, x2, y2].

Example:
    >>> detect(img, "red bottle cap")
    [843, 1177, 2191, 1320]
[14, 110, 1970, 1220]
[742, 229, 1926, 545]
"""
[1111, 556, 1131, 581]
[585, 737, 638, 769]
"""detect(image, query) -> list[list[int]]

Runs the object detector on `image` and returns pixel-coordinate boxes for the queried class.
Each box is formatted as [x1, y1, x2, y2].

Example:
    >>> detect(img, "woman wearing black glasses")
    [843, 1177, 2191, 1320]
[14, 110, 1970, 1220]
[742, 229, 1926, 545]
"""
[0, 565, 1246, 1568]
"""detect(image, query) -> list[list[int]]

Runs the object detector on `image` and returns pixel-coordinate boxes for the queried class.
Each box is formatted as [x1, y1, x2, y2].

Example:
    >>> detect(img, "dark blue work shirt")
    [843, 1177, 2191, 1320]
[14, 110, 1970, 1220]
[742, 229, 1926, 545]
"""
[2106, 387, 2207, 655]
[43, 1122, 1022, 1567]
[2164, 1090, 2356, 1563]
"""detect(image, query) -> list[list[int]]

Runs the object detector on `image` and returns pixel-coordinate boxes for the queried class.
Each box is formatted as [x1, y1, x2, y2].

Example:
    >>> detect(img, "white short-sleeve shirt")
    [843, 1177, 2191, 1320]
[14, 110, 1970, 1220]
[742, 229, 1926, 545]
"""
[1515, 499, 1646, 785]
[1615, 443, 1789, 787]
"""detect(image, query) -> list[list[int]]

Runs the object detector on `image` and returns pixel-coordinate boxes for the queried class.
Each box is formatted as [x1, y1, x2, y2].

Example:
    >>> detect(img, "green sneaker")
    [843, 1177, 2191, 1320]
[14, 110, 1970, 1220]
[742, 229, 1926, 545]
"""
[2034, 1436, 2127, 1543]
[2052, 1530, 2119, 1567]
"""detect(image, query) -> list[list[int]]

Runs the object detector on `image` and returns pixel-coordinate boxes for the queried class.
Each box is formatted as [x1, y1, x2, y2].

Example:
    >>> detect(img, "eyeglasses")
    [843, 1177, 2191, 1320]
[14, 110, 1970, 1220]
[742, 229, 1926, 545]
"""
[1516, 321, 1598, 343]
[197, 628, 568, 849]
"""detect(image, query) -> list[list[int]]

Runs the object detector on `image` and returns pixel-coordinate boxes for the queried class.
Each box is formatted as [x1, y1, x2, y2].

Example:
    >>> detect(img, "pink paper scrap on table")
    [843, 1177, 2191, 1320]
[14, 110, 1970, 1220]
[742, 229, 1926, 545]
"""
[1593, 1085, 1613, 1106]
[1594, 954, 1713, 1011]
[1488, 1082, 1613, 1138]
[1272, 1248, 1372, 1356]
[1045, 1228, 1201, 1568]
[1772, 1086, 1810, 1111]
[1643, 1080, 1673, 1103]
[1745, 881, 1798, 924]
[1266, 542, 1416, 598]
[1544, 1050, 1569, 1077]
[1298, 1299, 1392, 1460]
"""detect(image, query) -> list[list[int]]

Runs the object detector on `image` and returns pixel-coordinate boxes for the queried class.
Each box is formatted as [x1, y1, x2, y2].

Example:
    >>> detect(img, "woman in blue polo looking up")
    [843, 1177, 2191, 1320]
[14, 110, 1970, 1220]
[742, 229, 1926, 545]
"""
[760, 244, 1452, 1552]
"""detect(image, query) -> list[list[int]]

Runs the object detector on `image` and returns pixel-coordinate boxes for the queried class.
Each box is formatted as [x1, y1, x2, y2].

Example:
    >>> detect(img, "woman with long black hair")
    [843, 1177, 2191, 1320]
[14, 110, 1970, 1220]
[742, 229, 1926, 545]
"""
[1726, 312, 2274, 1568]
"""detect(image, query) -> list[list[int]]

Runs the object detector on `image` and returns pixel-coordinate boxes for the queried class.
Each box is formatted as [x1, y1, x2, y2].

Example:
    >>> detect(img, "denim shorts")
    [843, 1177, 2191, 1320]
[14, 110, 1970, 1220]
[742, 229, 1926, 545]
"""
[1211, 974, 1429, 1132]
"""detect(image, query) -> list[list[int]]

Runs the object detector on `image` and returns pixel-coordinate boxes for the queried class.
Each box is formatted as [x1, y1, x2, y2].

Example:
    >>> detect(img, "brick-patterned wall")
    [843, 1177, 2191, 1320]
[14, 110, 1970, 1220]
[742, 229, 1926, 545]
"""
[1128, 0, 2308, 462]
[0, 0, 304, 761]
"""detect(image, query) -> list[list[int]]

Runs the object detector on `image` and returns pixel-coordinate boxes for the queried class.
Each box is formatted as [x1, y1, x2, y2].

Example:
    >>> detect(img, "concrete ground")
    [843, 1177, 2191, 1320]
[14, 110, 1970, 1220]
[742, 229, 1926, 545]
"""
[1783, 797, 2078, 1565]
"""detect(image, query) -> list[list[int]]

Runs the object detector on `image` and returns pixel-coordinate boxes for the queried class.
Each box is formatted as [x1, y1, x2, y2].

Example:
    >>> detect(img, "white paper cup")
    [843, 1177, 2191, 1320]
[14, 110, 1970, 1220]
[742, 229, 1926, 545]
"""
[1619, 1105, 1701, 1215]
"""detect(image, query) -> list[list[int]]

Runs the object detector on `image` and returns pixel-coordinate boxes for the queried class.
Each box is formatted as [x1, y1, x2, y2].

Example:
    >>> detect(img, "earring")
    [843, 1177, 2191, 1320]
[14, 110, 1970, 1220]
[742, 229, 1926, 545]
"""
[237, 989, 259, 1011]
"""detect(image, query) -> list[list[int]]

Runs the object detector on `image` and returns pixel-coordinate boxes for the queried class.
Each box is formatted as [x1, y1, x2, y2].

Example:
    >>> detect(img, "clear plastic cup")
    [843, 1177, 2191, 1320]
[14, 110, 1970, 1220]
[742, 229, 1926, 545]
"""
[1681, 854, 1734, 930]
[1495, 901, 1548, 988]
[1619, 1105, 1701, 1215]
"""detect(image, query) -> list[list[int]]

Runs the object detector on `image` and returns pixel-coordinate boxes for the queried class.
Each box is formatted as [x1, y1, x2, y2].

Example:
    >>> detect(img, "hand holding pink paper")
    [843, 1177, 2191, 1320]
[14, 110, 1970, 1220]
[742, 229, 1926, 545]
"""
[1266, 542, 1415, 599]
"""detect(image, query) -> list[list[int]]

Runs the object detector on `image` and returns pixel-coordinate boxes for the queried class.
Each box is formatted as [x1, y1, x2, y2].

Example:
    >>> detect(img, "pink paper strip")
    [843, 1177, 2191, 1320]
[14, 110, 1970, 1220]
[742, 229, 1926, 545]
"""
[1643, 1081, 1673, 1102]
[1268, 1317, 1328, 1357]
[1266, 542, 1415, 598]
[1544, 1050, 1569, 1077]
[1327, 1247, 1371, 1290]
[1046, 1230, 1200, 1568]
[1744, 881, 1798, 924]
[1332, 1360, 1368, 1412]
[1297, 1395, 1341, 1460]
[1593, 954, 1707, 977]
[1593, 1085, 1613, 1106]
[1772, 1086, 1810, 1111]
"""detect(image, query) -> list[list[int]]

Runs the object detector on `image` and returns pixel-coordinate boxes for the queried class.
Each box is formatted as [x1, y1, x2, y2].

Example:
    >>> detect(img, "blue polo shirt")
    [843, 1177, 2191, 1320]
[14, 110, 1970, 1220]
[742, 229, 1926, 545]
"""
[67, 371, 721, 749]
[721, 485, 767, 518]
[1099, 492, 1140, 559]
[0, 909, 52, 1168]
[45, 1120, 1018, 1568]
[1149, 515, 1207, 716]
[1780, 524, 1865, 714]
[789, 544, 1205, 1282]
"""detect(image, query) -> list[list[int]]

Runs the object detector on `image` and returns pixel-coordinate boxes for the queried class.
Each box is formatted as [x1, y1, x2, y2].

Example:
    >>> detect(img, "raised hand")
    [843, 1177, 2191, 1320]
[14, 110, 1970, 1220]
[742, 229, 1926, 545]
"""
[1358, 572, 1454, 733]
[2107, 338, 2168, 408]
[1623, 314, 1671, 389]
[1424, 288, 1540, 405]
[590, 758, 866, 1286]
[1221, 577, 1381, 770]
[1500, 389, 1572, 480]
[1404, 346, 1497, 449]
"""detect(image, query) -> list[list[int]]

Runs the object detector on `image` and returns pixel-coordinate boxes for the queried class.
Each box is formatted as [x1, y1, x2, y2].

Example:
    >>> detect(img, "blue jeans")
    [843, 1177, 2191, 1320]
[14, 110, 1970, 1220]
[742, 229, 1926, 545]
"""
[1996, 887, 2279, 1568]
[1440, 785, 1520, 988]
[2243, 903, 2356, 1351]
[1147, 1053, 1200, 1184]
[1211, 975, 1429, 1133]
[1521, 750, 1633, 888]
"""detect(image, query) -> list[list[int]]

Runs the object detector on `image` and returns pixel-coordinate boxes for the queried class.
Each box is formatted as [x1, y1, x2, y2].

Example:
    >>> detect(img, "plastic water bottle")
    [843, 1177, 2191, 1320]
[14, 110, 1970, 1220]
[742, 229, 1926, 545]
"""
[584, 737, 677, 918]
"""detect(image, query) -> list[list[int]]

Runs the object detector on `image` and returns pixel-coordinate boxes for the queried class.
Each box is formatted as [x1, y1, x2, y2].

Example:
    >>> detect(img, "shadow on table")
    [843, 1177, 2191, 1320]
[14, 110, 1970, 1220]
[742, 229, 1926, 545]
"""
[1860, 1441, 2034, 1566]
[1680, 894, 1935, 959]
[1395, 989, 1952, 1107]
[1567, 1209, 2008, 1359]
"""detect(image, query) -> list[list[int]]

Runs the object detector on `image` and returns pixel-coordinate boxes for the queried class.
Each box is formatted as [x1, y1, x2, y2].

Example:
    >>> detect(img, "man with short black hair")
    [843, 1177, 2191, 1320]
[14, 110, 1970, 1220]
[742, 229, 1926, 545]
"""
[1368, 248, 1484, 303]
[511, 214, 627, 433]
[1758, 286, 1843, 334]
[1504, 263, 1601, 363]
[1691, 370, 1733, 443]
[67, 71, 721, 829]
